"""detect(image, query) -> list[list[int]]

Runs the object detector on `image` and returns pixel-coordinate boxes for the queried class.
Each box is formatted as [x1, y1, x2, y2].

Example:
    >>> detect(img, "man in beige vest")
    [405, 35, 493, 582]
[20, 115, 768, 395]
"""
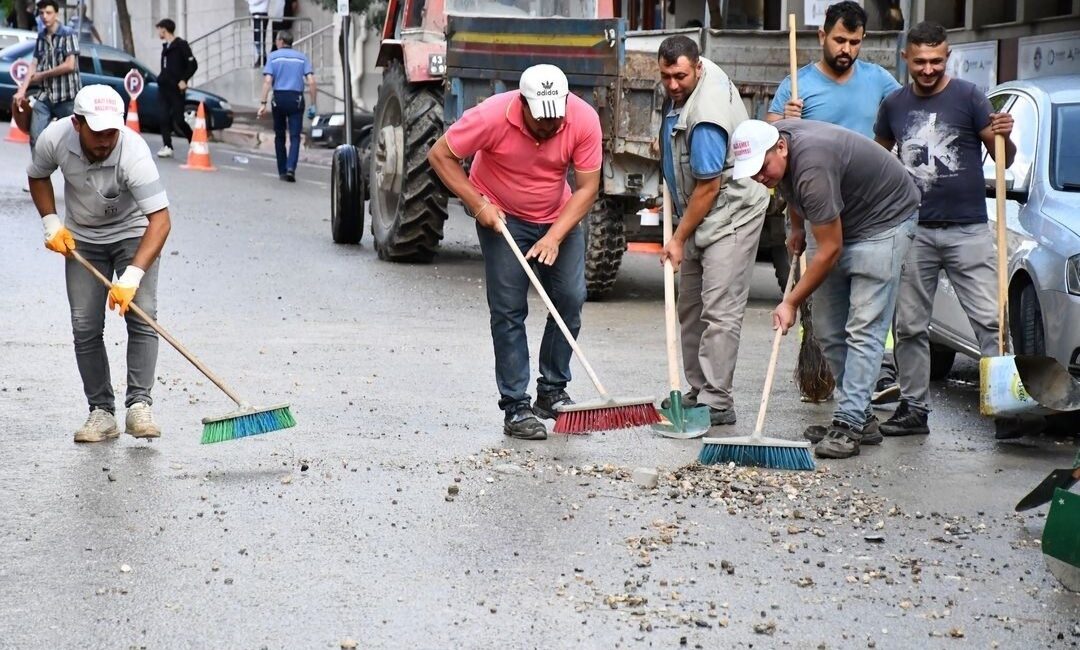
[656, 35, 769, 426]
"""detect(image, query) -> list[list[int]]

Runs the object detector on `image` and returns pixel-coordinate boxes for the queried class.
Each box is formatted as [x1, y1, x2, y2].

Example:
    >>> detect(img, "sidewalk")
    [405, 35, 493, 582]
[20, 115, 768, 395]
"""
[216, 109, 334, 167]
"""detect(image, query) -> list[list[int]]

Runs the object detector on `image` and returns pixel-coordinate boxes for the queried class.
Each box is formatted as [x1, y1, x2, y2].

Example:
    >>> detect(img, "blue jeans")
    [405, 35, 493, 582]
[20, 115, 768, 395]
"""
[29, 98, 75, 148]
[812, 217, 916, 429]
[271, 90, 303, 176]
[475, 216, 587, 412]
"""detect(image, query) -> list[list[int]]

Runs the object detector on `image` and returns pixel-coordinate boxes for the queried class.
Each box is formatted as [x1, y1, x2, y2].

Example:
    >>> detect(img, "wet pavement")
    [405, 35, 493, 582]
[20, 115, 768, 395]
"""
[1, 132, 1078, 648]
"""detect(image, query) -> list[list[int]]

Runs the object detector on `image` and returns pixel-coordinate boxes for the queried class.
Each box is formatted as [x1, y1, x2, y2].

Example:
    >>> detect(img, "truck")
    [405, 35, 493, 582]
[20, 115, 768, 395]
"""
[329, 0, 903, 298]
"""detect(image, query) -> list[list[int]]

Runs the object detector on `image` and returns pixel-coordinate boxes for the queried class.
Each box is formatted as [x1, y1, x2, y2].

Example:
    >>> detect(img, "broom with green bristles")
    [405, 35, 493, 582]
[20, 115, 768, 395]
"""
[698, 255, 814, 471]
[71, 251, 295, 444]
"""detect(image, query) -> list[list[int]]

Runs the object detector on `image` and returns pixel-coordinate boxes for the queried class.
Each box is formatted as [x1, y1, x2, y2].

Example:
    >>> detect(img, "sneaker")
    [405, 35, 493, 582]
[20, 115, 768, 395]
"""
[660, 394, 698, 410]
[871, 378, 901, 405]
[503, 407, 547, 440]
[534, 390, 574, 420]
[814, 421, 862, 459]
[74, 408, 120, 443]
[709, 406, 736, 426]
[156, 146, 174, 158]
[807, 417, 882, 445]
[285, 171, 296, 183]
[125, 402, 162, 439]
[880, 400, 930, 436]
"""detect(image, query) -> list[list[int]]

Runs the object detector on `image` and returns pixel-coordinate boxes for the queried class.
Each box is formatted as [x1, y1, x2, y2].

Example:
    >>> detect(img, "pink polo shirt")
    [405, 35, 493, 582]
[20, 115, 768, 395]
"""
[444, 90, 602, 224]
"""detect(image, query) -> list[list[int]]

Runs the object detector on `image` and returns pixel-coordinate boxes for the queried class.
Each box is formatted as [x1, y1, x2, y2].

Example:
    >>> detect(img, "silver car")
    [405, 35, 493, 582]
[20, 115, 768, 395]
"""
[928, 75, 1080, 381]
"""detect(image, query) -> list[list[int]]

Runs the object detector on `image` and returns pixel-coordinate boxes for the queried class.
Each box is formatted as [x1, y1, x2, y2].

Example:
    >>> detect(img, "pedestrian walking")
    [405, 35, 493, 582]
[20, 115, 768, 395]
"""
[26, 85, 172, 443]
[67, 4, 101, 44]
[248, 0, 270, 67]
[731, 118, 920, 459]
[873, 21, 1016, 437]
[13, 0, 81, 149]
[654, 35, 769, 426]
[154, 18, 197, 159]
[767, 0, 904, 404]
[256, 30, 316, 182]
[426, 64, 602, 440]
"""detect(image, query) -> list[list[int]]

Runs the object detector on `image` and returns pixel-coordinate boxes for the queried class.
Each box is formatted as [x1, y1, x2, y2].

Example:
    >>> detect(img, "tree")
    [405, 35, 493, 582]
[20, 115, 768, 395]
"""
[115, 0, 135, 55]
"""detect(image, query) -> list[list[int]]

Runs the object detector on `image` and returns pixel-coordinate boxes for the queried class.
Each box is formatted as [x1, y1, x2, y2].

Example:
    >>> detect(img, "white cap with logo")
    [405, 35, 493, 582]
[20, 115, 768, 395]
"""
[730, 120, 781, 180]
[73, 84, 126, 132]
[519, 64, 569, 120]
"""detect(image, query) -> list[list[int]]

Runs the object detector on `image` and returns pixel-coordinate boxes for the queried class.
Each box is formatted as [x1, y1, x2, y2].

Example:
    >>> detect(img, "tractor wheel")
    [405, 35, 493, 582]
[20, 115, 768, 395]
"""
[369, 61, 447, 262]
[330, 144, 364, 244]
[583, 197, 626, 301]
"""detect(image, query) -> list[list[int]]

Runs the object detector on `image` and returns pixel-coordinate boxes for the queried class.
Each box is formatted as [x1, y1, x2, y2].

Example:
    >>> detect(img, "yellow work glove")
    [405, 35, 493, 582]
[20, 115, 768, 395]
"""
[108, 266, 145, 316]
[41, 213, 75, 255]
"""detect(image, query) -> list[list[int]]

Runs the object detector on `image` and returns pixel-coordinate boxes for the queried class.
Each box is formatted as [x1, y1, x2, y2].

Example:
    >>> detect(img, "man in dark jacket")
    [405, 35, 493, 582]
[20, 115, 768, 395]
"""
[155, 18, 197, 158]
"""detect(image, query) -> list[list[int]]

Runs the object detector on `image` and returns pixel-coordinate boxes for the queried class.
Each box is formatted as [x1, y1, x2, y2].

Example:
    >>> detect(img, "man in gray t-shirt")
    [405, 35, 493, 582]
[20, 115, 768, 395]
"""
[731, 119, 919, 460]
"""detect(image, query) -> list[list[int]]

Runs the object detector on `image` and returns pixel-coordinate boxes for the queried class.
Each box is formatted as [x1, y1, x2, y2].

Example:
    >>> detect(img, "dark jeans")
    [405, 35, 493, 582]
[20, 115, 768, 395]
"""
[158, 82, 192, 148]
[475, 216, 587, 412]
[271, 90, 303, 176]
[29, 97, 74, 148]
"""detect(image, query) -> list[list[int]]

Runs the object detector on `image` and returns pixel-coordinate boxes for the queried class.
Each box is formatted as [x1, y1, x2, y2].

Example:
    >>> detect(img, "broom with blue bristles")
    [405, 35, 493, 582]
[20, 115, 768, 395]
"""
[72, 251, 295, 444]
[698, 255, 814, 471]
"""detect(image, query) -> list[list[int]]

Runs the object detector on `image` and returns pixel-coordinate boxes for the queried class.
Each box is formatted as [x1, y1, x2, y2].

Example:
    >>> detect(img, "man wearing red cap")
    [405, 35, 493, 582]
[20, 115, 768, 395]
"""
[26, 84, 172, 443]
[428, 64, 602, 440]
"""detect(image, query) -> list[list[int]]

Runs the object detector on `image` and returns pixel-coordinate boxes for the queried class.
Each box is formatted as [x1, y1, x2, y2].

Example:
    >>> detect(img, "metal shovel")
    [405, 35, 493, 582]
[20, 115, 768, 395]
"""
[1014, 355, 1080, 412]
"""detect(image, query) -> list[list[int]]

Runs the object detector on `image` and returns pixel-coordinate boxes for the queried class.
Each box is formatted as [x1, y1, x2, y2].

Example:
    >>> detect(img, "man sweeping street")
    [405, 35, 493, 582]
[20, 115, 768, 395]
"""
[27, 84, 172, 443]
[655, 35, 769, 426]
[731, 118, 919, 459]
[874, 21, 1015, 437]
[427, 64, 602, 440]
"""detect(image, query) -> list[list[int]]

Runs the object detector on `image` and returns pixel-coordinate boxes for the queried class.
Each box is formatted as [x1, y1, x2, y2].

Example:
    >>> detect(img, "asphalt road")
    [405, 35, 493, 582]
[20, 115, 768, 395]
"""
[1, 132, 1078, 649]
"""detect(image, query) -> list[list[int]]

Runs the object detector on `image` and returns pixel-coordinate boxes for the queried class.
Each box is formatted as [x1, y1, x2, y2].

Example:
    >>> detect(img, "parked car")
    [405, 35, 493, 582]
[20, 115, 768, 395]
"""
[0, 27, 35, 52]
[308, 108, 373, 149]
[0, 41, 233, 132]
[928, 75, 1080, 380]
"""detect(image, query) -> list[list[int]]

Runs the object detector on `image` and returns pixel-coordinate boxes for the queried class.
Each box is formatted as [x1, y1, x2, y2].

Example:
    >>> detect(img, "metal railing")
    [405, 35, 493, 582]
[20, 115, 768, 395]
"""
[189, 16, 315, 87]
[293, 23, 343, 104]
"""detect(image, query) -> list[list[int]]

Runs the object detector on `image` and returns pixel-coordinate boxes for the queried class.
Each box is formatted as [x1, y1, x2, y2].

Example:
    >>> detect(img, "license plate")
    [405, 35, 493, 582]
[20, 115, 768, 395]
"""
[312, 128, 323, 138]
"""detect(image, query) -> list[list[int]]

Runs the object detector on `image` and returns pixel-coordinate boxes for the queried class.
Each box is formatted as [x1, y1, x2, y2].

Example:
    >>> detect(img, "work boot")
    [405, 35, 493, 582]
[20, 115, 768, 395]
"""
[125, 402, 162, 439]
[534, 390, 574, 420]
[814, 421, 863, 459]
[709, 406, 736, 426]
[881, 400, 930, 436]
[660, 393, 698, 410]
[503, 406, 547, 441]
[871, 378, 901, 405]
[861, 415, 883, 444]
[156, 145, 173, 158]
[74, 408, 119, 443]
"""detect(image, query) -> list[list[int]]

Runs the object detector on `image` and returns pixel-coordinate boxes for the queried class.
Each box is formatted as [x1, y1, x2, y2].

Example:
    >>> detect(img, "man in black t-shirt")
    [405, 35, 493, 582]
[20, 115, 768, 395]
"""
[874, 21, 1016, 437]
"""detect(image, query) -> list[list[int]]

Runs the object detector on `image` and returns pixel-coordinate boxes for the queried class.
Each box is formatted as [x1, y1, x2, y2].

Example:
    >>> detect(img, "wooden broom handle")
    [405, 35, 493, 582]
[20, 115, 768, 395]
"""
[69, 250, 247, 407]
[498, 223, 611, 400]
[754, 256, 799, 437]
[994, 134, 1007, 356]
[788, 13, 799, 100]
[661, 185, 681, 392]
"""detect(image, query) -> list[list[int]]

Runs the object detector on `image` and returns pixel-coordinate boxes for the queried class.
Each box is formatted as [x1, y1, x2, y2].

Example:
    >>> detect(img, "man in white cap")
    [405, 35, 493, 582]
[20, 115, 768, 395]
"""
[730, 118, 918, 459]
[428, 64, 602, 440]
[27, 84, 172, 443]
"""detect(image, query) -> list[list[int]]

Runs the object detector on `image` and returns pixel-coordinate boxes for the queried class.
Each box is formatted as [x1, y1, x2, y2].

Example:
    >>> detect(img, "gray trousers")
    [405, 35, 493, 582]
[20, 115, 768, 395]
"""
[679, 210, 766, 411]
[65, 238, 160, 414]
[894, 222, 999, 412]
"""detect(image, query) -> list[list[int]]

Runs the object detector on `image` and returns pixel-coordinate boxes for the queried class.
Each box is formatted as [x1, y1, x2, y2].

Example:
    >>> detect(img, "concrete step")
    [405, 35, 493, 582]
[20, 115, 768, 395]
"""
[217, 110, 334, 166]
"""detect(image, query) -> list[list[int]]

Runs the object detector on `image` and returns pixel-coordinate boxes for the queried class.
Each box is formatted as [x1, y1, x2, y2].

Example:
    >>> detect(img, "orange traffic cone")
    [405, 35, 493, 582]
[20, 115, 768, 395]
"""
[125, 97, 140, 133]
[180, 102, 216, 171]
[5, 114, 30, 143]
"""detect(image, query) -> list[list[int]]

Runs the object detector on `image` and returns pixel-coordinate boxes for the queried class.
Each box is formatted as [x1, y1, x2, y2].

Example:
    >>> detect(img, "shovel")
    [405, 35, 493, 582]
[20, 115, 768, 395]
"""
[1014, 355, 1080, 412]
[1015, 464, 1080, 511]
[1043, 487, 1080, 592]
[652, 184, 711, 439]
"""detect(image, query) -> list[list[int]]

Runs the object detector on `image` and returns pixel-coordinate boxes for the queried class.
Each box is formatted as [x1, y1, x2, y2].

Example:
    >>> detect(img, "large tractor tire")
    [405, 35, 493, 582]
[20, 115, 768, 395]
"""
[583, 197, 626, 301]
[330, 144, 364, 244]
[369, 61, 447, 262]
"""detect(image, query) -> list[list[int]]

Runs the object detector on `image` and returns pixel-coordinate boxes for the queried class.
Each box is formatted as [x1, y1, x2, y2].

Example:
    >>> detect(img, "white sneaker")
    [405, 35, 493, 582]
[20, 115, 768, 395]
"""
[126, 402, 162, 439]
[74, 409, 120, 443]
[156, 146, 174, 158]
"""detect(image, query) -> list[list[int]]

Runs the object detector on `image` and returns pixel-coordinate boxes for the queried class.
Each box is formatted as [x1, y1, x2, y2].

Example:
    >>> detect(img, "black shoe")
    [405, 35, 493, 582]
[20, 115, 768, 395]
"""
[279, 173, 287, 181]
[803, 424, 829, 443]
[709, 406, 736, 426]
[881, 401, 930, 436]
[660, 394, 698, 410]
[861, 415, 884, 445]
[503, 407, 547, 440]
[285, 171, 296, 182]
[871, 378, 901, 405]
[814, 421, 862, 459]
[533, 390, 573, 420]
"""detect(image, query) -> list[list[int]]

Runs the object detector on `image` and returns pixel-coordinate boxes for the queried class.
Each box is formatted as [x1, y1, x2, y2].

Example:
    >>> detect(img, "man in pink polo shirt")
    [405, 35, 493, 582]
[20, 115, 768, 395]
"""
[428, 64, 602, 440]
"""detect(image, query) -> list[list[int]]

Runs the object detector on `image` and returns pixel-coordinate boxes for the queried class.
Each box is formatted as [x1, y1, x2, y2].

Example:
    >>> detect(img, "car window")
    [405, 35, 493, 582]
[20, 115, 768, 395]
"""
[1051, 103, 1080, 191]
[97, 48, 135, 78]
[1005, 94, 1039, 188]
[79, 54, 95, 74]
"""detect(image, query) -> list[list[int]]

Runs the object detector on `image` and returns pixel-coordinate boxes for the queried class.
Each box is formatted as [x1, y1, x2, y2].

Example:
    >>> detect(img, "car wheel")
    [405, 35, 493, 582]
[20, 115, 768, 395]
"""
[928, 343, 956, 381]
[1015, 283, 1046, 356]
[331, 144, 364, 244]
[184, 103, 198, 131]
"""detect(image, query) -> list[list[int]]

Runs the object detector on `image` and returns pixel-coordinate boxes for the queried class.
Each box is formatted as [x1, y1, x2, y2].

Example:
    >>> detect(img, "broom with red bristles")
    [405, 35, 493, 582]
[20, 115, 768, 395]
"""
[498, 223, 660, 434]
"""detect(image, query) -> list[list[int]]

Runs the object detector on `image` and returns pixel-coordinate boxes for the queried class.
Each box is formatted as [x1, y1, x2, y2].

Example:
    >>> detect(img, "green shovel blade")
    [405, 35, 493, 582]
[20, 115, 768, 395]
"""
[1043, 487, 1080, 592]
[652, 390, 711, 439]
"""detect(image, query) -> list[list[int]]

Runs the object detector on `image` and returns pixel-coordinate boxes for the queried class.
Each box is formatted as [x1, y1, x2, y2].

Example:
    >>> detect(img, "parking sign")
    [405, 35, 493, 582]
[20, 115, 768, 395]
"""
[11, 60, 30, 84]
[123, 69, 144, 100]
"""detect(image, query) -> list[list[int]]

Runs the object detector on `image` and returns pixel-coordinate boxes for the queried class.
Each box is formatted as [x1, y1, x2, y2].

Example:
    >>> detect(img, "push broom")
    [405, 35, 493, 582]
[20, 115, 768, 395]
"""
[497, 223, 660, 434]
[699, 256, 814, 470]
[71, 251, 295, 444]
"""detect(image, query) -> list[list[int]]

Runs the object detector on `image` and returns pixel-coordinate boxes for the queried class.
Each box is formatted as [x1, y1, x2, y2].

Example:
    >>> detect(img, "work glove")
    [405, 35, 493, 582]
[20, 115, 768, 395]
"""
[108, 266, 145, 316]
[305, 106, 316, 120]
[41, 213, 76, 256]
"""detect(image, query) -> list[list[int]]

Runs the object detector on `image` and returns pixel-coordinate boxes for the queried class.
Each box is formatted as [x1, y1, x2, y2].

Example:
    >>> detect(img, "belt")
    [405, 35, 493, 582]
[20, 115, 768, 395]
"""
[919, 221, 957, 229]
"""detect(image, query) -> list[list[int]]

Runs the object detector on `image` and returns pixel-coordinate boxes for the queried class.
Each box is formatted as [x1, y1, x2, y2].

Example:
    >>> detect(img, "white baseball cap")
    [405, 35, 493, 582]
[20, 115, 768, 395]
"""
[731, 120, 781, 180]
[519, 64, 569, 120]
[73, 84, 126, 132]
